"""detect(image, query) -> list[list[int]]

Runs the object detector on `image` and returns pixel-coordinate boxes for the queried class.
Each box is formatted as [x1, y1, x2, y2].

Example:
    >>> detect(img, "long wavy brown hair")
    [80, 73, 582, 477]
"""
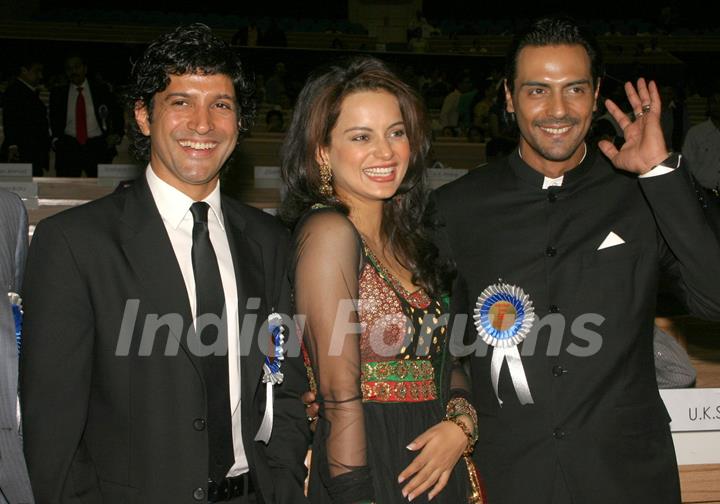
[279, 56, 454, 297]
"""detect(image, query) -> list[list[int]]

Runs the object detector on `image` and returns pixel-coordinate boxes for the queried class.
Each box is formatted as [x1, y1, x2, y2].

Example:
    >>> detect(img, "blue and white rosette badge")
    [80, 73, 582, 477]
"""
[255, 312, 285, 443]
[474, 281, 535, 406]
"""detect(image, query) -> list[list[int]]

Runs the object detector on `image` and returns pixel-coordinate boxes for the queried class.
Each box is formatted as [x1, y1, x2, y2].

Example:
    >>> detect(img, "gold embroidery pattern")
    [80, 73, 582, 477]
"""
[361, 379, 437, 403]
[361, 360, 434, 382]
[361, 360, 437, 403]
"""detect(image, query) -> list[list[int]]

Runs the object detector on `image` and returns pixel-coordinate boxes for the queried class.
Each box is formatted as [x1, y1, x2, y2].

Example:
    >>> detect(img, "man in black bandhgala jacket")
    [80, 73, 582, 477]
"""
[433, 16, 720, 504]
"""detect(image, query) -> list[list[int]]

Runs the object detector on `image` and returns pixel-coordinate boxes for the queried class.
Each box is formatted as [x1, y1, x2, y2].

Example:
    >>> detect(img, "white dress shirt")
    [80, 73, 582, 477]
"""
[146, 166, 249, 476]
[64, 78, 103, 139]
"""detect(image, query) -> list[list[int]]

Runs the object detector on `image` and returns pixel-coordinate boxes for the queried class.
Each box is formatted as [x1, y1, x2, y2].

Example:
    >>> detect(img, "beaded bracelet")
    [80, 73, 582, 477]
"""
[443, 416, 476, 456]
[446, 397, 479, 442]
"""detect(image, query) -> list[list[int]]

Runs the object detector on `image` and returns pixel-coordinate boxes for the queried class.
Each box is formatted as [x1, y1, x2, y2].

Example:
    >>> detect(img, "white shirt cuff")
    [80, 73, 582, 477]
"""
[639, 166, 674, 178]
[639, 153, 682, 178]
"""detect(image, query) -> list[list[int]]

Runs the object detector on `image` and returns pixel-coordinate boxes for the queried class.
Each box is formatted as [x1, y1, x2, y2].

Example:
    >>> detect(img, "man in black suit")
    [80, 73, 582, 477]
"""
[1, 57, 50, 176]
[21, 24, 310, 503]
[432, 16, 720, 504]
[49, 55, 124, 177]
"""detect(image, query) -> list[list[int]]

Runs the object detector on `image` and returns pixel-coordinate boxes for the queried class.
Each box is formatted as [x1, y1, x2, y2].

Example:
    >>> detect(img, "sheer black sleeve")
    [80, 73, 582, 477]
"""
[292, 210, 374, 503]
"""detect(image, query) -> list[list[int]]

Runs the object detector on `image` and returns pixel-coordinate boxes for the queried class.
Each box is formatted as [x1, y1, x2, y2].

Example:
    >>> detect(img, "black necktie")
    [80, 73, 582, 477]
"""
[190, 201, 234, 482]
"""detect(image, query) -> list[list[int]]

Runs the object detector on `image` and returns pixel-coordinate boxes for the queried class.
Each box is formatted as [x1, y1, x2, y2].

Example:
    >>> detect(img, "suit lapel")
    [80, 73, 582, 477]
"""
[119, 179, 201, 378]
[222, 199, 266, 404]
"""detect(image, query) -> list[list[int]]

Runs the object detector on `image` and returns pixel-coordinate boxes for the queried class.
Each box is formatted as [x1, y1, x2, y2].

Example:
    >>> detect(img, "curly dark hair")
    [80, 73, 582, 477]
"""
[125, 23, 255, 163]
[505, 16, 604, 93]
[279, 56, 454, 297]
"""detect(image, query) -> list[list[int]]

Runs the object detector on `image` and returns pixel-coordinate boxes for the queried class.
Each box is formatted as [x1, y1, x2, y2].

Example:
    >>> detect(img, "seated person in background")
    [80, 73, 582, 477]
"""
[441, 125, 457, 137]
[266, 109, 285, 132]
[484, 83, 517, 160]
[654, 325, 696, 388]
[682, 88, 720, 195]
[467, 125, 485, 143]
[471, 82, 497, 137]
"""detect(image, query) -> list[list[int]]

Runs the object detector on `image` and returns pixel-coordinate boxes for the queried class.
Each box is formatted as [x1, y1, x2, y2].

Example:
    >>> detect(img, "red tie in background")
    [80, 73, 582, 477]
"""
[75, 86, 88, 145]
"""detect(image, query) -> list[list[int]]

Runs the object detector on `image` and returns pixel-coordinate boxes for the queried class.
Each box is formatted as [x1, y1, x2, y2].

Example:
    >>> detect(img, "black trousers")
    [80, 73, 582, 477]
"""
[54, 135, 114, 177]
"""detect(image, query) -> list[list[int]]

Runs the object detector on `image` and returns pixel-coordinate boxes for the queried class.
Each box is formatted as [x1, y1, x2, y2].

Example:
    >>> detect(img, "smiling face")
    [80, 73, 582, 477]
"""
[135, 73, 239, 200]
[506, 44, 600, 176]
[318, 90, 411, 210]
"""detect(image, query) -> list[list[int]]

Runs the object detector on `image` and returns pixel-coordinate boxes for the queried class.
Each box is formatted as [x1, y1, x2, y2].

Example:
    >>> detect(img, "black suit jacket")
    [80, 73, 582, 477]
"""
[433, 149, 720, 504]
[0, 79, 50, 164]
[49, 80, 124, 145]
[20, 178, 310, 503]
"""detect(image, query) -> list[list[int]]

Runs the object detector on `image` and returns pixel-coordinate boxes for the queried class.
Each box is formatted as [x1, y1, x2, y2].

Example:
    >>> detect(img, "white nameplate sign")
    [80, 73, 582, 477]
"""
[97, 164, 143, 186]
[254, 165, 283, 188]
[660, 388, 720, 432]
[427, 167, 468, 189]
[0, 181, 39, 209]
[0, 163, 33, 180]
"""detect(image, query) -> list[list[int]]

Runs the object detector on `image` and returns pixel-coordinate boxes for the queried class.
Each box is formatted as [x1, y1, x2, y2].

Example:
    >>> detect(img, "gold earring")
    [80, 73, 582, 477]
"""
[319, 162, 333, 198]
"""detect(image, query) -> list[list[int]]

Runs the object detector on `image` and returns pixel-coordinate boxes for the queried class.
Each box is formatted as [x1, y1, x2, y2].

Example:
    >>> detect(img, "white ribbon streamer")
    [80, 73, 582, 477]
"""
[491, 346, 534, 406]
[254, 364, 276, 443]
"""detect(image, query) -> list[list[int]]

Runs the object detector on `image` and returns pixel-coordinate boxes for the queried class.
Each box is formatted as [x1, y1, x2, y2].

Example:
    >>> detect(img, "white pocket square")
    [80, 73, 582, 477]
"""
[597, 231, 625, 250]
